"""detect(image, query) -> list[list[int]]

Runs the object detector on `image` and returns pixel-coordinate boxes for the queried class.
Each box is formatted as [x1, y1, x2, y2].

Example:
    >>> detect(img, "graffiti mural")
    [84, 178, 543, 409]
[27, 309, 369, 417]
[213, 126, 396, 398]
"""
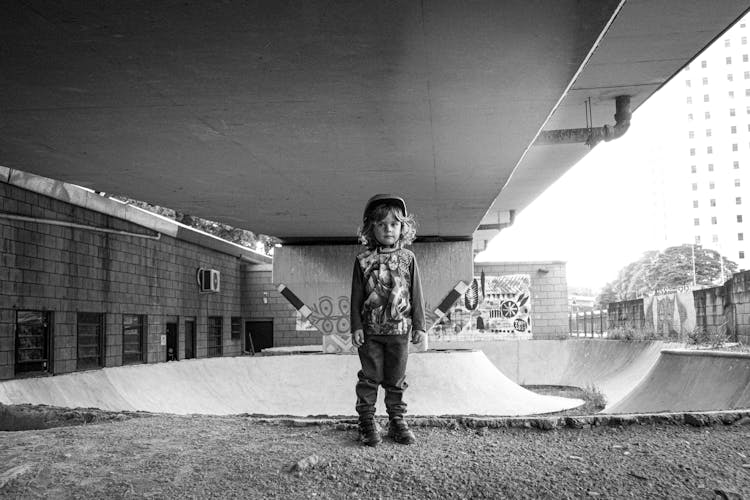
[643, 291, 696, 339]
[435, 274, 532, 340]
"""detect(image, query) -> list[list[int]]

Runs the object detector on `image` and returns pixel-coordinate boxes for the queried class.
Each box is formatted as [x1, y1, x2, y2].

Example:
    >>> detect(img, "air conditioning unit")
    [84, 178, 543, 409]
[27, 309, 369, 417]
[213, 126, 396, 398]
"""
[197, 268, 221, 292]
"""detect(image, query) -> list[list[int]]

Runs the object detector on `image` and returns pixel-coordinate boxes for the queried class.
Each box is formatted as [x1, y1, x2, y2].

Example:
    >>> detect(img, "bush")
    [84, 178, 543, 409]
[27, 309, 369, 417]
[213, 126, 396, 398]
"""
[582, 383, 607, 410]
[686, 323, 728, 348]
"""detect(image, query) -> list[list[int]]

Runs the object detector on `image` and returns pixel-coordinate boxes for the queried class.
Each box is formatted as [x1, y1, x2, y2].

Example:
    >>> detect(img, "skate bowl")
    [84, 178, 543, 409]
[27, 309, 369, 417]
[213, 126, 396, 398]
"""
[433, 339, 750, 414]
[0, 350, 583, 417]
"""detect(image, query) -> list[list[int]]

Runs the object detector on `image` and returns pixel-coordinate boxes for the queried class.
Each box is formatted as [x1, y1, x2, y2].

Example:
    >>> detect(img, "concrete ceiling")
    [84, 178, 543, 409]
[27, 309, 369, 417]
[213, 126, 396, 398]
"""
[1, 1, 748, 242]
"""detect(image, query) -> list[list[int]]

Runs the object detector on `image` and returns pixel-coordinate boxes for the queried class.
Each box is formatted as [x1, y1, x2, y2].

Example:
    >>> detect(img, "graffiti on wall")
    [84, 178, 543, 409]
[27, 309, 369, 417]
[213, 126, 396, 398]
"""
[643, 291, 696, 338]
[435, 274, 532, 339]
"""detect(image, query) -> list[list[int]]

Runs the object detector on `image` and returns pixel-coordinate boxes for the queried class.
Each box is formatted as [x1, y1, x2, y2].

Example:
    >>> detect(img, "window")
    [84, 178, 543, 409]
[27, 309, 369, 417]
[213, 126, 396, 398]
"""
[730, 108, 736, 117]
[685, 79, 691, 87]
[703, 77, 709, 85]
[728, 74, 734, 82]
[695, 235, 701, 245]
[15, 310, 53, 374]
[694, 218, 700, 226]
[690, 148, 696, 157]
[692, 182, 698, 191]
[231, 316, 242, 340]
[731, 125, 737, 134]
[712, 234, 719, 243]
[726, 56, 732, 65]
[688, 113, 694, 120]
[705, 111, 711, 119]
[739, 233, 745, 242]
[703, 94, 710, 102]
[745, 70, 750, 79]
[740, 251, 746, 260]
[701, 60, 707, 68]
[734, 161, 740, 169]
[744, 36, 748, 45]
[738, 215, 744, 223]
[711, 216, 717, 225]
[736, 179, 741, 187]
[707, 146, 713, 154]
[687, 96, 693, 104]
[208, 316, 223, 357]
[708, 163, 714, 172]
[744, 54, 749, 63]
[709, 181, 715, 189]
[737, 197, 743, 205]
[733, 144, 739, 152]
[710, 199, 716, 207]
[706, 129, 712, 137]
[725, 39, 730, 48]
[691, 165, 697, 173]
[729, 91, 735, 99]
[77, 313, 104, 370]
[688, 131, 694, 139]
[122, 315, 145, 365]
[693, 200, 699, 208]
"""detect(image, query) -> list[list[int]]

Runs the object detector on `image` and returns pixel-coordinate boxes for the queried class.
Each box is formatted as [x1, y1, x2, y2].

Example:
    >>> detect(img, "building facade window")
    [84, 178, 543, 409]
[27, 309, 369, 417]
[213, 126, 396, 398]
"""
[694, 218, 700, 226]
[730, 108, 736, 117]
[731, 125, 737, 134]
[734, 161, 740, 169]
[703, 94, 710, 102]
[77, 313, 104, 370]
[695, 235, 701, 245]
[709, 181, 715, 189]
[122, 315, 145, 365]
[711, 216, 717, 225]
[739, 233, 745, 242]
[737, 197, 743, 205]
[736, 179, 741, 187]
[231, 316, 242, 340]
[688, 131, 694, 139]
[740, 251, 746, 260]
[708, 163, 714, 172]
[207, 316, 223, 357]
[738, 215, 744, 223]
[706, 129, 712, 137]
[692, 183, 698, 191]
[712, 234, 719, 243]
[728, 73, 734, 82]
[691, 165, 697, 173]
[707, 146, 712, 154]
[705, 111, 711, 119]
[733, 144, 739, 151]
[687, 96, 693, 104]
[690, 148, 696, 156]
[693, 200, 699, 208]
[726, 56, 732, 65]
[710, 199, 716, 207]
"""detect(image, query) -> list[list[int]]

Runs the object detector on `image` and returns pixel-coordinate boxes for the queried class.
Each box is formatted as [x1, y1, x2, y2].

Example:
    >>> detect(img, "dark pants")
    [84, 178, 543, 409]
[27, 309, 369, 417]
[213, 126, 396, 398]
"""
[355, 334, 409, 419]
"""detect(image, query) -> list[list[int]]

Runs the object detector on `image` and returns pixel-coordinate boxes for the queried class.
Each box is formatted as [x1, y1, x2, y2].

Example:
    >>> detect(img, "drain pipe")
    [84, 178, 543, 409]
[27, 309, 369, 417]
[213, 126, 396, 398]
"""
[535, 95, 631, 148]
[0, 212, 162, 240]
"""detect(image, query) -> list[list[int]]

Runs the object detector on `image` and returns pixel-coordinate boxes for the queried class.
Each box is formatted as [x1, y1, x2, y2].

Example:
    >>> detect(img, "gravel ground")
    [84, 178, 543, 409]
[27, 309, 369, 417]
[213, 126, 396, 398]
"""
[1, 410, 749, 499]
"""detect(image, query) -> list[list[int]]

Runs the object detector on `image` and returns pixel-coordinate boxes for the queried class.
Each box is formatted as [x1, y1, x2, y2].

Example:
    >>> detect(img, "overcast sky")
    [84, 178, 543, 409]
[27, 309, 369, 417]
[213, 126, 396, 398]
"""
[476, 76, 687, 292]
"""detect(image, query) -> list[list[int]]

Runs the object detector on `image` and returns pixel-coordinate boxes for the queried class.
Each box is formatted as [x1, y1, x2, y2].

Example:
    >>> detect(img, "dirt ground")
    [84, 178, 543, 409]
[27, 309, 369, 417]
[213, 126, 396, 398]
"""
[1, 408, 749, 499]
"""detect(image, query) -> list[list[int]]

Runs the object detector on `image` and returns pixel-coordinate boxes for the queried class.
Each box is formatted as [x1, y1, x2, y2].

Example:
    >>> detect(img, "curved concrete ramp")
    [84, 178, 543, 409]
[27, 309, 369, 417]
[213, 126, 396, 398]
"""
[0, 350, 582, 417]
[432, 340, 673, 408]
[604, 350, 750, 414]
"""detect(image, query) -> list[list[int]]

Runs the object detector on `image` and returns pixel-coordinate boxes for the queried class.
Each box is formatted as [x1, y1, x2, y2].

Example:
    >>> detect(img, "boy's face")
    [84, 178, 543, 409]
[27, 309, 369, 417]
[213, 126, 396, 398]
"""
[373, 210, 401, 248]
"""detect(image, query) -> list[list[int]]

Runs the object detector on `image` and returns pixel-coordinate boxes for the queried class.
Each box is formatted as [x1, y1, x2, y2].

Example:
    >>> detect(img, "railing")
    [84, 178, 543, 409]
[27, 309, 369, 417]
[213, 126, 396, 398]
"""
[569, 309, 609, 337]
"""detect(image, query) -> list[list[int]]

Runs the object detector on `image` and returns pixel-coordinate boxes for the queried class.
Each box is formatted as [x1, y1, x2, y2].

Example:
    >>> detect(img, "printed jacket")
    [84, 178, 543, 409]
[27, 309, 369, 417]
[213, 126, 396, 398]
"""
[350, 246, 426, 336]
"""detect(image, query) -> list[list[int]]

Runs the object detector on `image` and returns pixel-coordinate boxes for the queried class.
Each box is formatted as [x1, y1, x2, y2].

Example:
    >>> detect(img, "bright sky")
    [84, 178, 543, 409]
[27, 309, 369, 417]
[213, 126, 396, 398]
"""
[476, 78, 687, 292]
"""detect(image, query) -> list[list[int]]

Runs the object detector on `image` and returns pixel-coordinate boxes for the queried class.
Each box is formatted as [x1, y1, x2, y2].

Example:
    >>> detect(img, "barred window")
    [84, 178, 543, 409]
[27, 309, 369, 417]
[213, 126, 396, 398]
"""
[208, 316, 223, 357]
[231, 316, 242, 340]
[78, 313, 104, 370]
[123, 314, 146, 365]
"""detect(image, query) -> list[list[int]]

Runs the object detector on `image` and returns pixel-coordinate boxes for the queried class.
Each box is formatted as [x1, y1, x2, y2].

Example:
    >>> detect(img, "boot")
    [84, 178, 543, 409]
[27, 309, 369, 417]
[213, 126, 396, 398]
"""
[387, 416, 416, 445]
[358, 416, 382, 447]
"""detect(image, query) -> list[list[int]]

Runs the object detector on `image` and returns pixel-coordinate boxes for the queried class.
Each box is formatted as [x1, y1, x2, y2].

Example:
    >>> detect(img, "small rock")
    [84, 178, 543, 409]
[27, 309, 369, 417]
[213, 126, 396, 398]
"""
[568, 455, 583, 461]
[289, 454, 320, 473]
[587, 491, 600, 497]
[623, 451, 631, 456]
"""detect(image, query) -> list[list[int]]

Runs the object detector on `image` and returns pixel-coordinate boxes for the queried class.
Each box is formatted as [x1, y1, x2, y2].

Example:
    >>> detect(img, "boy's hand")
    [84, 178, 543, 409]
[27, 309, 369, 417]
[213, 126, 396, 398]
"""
[411, 330, 425, 344]
[352, 329, 364, 348]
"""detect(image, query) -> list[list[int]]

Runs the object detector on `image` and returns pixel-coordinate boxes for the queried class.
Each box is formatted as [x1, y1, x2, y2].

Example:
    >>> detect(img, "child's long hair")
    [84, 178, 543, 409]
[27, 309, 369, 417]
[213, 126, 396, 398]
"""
[358, 202, 417, 249]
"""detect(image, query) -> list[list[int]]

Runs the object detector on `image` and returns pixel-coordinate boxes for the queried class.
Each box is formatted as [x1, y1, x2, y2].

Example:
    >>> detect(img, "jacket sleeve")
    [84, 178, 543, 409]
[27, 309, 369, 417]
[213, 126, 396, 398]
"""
[410, 255, 426, 332]
[350, 258, 365, 333]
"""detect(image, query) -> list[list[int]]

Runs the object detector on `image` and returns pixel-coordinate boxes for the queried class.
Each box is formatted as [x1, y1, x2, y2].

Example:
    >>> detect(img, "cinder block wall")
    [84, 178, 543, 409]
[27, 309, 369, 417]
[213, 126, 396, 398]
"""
[1, 182, 246, 380]
[240, 265, 309, 348]
[474, 261, 568, 339]
[729, 271, 750, 345]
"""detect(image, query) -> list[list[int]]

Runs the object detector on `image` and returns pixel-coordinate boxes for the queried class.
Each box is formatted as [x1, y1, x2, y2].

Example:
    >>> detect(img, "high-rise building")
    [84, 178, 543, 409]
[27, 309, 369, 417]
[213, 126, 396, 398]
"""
[680, 14, 749, 270]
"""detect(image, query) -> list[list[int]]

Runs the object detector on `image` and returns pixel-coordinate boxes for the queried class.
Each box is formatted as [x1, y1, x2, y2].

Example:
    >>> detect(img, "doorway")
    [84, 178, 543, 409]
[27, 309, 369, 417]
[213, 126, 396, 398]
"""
[166, 320, 178, 361]
[184, 318, 196, 359]
[245, 320, 273, 354]
[15, 310, 53, 375]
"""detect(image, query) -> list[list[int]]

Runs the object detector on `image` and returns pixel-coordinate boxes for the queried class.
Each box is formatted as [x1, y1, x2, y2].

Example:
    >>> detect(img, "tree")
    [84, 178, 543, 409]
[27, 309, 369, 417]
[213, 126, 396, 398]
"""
[596, 244, 738, 306]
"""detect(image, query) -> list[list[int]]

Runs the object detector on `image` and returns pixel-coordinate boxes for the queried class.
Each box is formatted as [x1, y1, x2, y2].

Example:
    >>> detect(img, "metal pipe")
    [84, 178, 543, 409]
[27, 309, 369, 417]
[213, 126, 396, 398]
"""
[535, 95, 632, 148]
[0, 212, 161, 240]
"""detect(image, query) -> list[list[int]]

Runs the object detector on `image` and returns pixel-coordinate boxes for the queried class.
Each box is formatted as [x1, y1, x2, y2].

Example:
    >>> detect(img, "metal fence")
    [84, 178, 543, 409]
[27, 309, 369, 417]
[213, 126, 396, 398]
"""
[569, 310, 609, 337]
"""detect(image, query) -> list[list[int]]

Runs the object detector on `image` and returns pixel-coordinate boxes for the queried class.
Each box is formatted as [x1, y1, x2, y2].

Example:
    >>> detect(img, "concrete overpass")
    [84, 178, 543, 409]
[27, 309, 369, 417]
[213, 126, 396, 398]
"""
[2, 1, 748, 334]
